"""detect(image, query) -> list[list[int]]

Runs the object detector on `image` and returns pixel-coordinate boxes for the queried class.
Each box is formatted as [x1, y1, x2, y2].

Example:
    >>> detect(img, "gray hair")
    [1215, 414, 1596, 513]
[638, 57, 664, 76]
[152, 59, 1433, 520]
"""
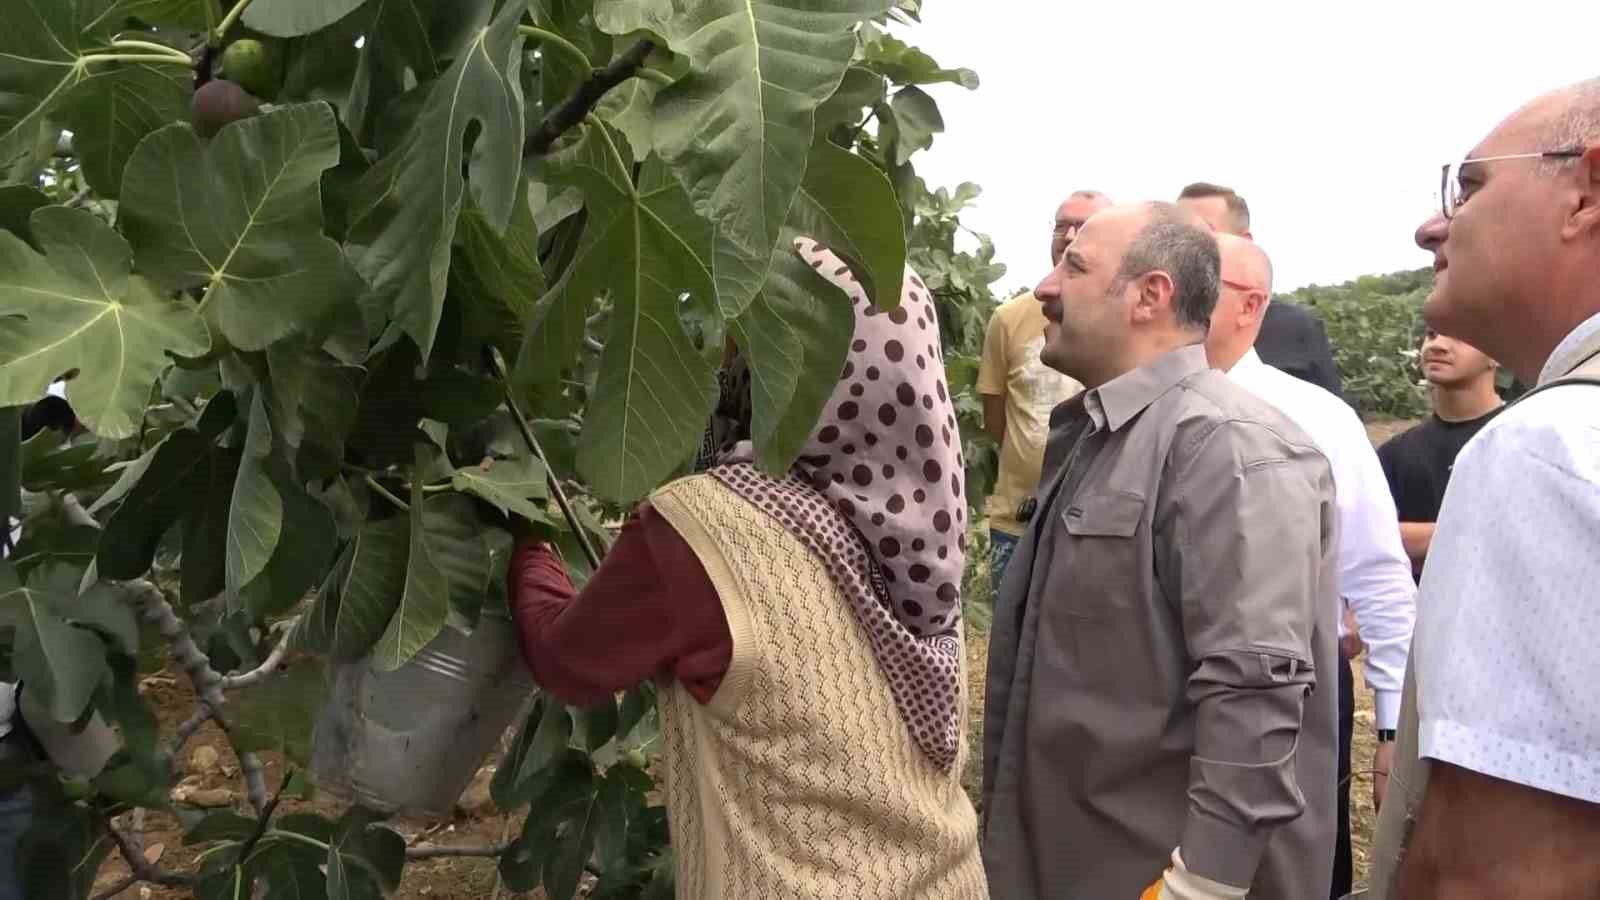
[1540, 77, 1600, 171]
[1112, 202, 1221, 331]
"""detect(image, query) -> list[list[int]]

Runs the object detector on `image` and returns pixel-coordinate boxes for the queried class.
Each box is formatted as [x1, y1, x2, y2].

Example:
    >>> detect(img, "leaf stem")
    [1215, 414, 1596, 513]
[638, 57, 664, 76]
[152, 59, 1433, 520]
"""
[110, 39, 194, 63]
[634, 66, 674, 87]
[365, 475, 411, 512]
[78, 53, 197, 67]
[518, 25, 592, 74]
[214, 0, 256, 44]
[260, 829, 330, 855]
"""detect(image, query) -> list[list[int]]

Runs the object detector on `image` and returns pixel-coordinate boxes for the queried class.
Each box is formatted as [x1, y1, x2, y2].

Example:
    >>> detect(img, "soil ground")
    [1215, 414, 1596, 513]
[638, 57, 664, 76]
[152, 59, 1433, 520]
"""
[92, 667, 529, 899]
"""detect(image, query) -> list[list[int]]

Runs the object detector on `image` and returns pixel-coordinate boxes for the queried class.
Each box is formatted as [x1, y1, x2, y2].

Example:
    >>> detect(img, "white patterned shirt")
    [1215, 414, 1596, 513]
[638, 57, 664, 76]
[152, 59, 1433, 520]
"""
[1226, 349, 1417, 729]
[1416, 311, 1600, 802]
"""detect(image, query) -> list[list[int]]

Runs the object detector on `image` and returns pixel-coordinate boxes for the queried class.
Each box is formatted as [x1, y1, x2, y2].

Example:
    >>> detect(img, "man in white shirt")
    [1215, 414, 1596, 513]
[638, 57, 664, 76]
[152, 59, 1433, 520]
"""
[1362, 77, 1600, 900]
[1205, 235, 1416, 900]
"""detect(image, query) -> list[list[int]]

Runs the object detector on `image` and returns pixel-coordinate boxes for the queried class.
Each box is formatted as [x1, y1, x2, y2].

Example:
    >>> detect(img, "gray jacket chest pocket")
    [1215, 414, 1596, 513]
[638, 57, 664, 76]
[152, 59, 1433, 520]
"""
[1053, 489, 1148, 619]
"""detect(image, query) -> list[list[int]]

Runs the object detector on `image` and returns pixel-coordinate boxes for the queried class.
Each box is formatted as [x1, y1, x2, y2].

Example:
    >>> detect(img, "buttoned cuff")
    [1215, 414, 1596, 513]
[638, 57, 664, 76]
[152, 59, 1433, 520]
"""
[1374, 689, 1400, 732]
[1179, 811, 1265, 892]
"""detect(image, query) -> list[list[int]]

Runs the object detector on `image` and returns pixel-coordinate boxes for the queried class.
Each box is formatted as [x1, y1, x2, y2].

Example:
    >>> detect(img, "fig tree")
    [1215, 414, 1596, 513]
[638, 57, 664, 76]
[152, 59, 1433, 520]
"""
[190, 79, 260, 138]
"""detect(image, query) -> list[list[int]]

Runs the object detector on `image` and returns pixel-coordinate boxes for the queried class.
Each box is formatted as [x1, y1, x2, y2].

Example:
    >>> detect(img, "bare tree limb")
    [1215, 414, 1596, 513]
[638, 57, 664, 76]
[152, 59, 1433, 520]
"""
[126, 581, 269, 813]
[173, 707, 209, 751]
[97, 820, 199, 896]
[219, 616, 299, 690]
[523, 40, 655, 158]
[406, 841, 514, 861]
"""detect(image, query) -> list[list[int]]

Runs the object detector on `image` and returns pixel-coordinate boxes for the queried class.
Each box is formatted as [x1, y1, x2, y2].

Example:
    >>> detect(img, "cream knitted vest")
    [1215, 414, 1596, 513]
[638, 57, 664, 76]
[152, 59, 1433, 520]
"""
[650, 475, 988, 900]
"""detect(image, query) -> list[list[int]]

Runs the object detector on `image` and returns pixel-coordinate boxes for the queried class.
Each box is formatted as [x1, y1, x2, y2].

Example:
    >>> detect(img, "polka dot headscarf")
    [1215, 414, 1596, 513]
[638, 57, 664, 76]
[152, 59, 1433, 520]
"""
[705, 237, 966, 770]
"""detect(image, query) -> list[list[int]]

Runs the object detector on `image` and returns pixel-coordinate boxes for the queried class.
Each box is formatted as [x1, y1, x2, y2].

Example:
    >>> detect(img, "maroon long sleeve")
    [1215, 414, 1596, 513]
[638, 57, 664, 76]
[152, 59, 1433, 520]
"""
[508, 501, 732, 707]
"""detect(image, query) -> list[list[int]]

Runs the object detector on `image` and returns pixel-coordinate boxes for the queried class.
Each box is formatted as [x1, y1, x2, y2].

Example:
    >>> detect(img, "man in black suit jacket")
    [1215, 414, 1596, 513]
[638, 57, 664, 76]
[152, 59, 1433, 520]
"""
[1177, 182, 1345, 402]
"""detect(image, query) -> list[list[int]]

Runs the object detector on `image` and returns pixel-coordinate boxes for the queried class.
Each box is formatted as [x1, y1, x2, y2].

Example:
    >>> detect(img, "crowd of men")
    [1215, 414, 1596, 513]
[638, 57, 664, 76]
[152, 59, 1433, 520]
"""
[978, 76, 1600, 899]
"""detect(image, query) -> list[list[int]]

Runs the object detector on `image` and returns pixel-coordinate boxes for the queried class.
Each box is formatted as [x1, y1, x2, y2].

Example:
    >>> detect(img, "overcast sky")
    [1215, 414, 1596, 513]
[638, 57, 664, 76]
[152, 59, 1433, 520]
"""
[894, 1, 1600, 294]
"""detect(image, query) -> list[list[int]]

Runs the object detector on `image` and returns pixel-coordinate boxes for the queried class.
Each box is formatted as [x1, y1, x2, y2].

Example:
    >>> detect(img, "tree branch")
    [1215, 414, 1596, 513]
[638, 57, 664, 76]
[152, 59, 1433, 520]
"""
[98, 820, 199, 896]
[219, 616, 298, 690]
[126, 581, 269, 813]
[406, 841, 514, 861]
[523, 40, 655, 158]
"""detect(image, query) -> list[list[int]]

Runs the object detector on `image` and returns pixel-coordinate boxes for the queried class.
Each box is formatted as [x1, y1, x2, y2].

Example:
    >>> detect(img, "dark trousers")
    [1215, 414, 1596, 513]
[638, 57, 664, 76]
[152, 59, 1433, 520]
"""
[1331, 654, 1354, 900]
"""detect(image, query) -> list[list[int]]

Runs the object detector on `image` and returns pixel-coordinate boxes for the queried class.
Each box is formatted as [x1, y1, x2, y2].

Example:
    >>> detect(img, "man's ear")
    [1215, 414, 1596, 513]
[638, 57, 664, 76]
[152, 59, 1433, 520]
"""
[1131, 271, 1173, 324]
[1241, 291, 1269, 328]
[1565, 145, 1600, 238]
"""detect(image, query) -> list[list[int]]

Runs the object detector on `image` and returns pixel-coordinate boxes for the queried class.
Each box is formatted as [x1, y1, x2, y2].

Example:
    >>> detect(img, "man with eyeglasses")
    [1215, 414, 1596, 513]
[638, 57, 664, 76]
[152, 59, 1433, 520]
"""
[1204, 234, 1416, 900]
[1176, 183, 1346, 402]
[976, 190, 1108, 590]
[1359, 78, 1600, 900]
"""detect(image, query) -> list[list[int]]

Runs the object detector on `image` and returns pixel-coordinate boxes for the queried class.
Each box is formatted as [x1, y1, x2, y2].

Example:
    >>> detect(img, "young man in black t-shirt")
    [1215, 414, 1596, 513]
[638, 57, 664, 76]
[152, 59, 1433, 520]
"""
[1377, 330, 1504, 580]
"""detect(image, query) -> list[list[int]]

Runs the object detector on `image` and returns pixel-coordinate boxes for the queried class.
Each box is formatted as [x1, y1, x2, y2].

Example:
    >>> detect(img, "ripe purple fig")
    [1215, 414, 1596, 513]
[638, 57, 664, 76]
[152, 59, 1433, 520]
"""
[190, 79, 260, 139]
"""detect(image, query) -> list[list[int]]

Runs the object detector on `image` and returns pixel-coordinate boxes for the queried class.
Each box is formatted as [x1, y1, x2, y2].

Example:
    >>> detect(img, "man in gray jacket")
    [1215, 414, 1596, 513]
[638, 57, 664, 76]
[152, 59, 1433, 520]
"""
[981, 201, 1339, 899]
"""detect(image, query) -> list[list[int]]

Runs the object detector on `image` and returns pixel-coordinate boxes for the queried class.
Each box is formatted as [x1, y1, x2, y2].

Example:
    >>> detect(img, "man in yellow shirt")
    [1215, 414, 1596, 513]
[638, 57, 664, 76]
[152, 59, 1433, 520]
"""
[977, 190, 1109, 589]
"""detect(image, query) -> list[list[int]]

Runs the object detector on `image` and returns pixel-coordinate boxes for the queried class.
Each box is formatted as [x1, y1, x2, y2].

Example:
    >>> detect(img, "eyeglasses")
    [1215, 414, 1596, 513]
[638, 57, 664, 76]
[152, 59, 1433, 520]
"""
[1051, 220, 1086, 239]
[1220, 278, 1262, 294]
[1439, 150, 1584, 219]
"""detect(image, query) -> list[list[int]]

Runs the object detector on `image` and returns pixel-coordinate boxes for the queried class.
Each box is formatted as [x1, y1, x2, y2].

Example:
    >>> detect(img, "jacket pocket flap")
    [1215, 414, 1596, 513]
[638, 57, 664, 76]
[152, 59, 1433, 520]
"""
[1062, 490, 1146, 537]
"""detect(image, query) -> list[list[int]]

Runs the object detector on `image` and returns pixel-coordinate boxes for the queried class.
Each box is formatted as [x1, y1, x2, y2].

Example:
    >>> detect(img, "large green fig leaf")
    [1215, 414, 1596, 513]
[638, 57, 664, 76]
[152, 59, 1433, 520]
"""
[447, 191, 543, 363]
[786, 137, 905, 310]
[348, 0, 526, 363]
[226, 395, 283, 595]
[119, 102, 353, 353]
[372, 480, 487, 670]
[96, 429, 213, 579]
[451, 455, 551, 525]
[243, 0, 372, 36]
[726, 138, 906, 473]
[370, 477, 445, 669]
[346, 0, 492, 143]
[0, 0, 188, 164]
[297, 514, 409, 660]
[519, 123, 719, 502]
[240, 469, 338, 619]
[732, 243, 855, 474]
[595, 0, 894, 317]
[112, 0, 214, 29]
[56, 63, 190, 198]
[0, 183, 50, 248]
[0, 206, 208, 439]
[9, 563, 111, 722]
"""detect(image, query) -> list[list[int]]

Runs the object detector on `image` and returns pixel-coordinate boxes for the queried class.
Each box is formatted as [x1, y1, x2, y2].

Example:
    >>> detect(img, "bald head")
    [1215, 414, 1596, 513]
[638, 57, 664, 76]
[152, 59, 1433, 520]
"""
[1217, 233, 1273, 294]
[1413, 75, 1600, 384]
[1206, 234, 1277, 370]
[1536, 76, 1600, 157]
